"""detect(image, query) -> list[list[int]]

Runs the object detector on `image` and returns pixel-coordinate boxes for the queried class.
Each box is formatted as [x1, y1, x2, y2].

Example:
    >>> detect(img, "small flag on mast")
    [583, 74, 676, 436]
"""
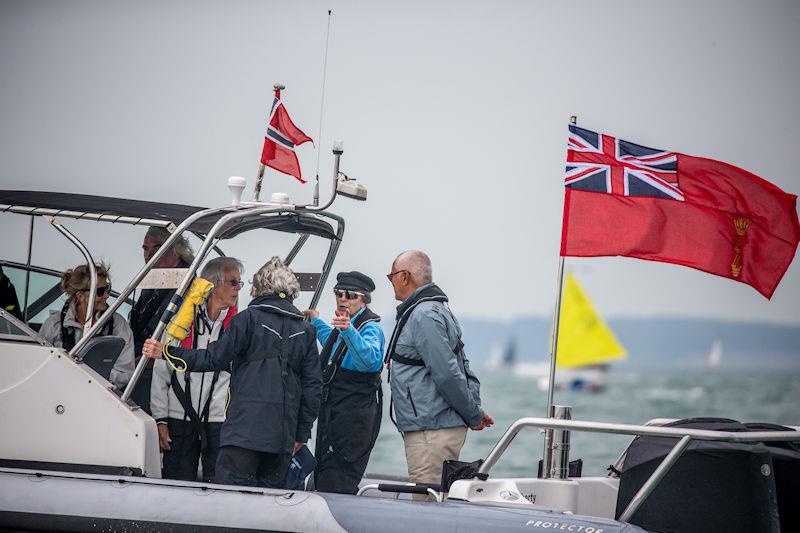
[260, 88, 313, 183]
[561, 124, 800, 299]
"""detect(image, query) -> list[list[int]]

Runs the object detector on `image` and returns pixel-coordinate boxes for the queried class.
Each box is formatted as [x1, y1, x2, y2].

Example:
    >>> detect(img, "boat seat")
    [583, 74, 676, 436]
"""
[74, 335, 124, 381]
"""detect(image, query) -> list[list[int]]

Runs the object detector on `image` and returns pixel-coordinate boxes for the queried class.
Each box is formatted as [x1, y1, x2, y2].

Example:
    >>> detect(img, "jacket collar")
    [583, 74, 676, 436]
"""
[395, 283, 448, 319]
[61, 302, 84, 329]
[249, 293, 304, 319]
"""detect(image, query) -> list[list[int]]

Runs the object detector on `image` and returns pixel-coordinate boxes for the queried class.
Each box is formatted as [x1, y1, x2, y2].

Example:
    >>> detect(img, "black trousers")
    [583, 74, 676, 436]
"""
[313, 383, 382, 495]
[161, 419, 222, 482]
[213, 445, 291, 488]
[314, 449, 371, 495]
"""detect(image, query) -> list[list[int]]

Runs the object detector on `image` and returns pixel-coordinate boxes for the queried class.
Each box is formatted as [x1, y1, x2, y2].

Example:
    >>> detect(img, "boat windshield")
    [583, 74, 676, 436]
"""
[0, 309, 47, 345]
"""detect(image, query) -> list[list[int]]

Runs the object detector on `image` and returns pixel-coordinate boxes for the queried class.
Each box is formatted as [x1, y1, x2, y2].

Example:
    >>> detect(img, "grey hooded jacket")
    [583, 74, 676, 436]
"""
[389, 284, 483, 433]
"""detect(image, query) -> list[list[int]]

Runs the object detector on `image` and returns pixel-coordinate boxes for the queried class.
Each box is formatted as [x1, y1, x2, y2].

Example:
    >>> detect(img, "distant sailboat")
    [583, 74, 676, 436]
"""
[502, 338, 517, 367]
[515, 273, 627, 392]
[706, 339, 723, 369]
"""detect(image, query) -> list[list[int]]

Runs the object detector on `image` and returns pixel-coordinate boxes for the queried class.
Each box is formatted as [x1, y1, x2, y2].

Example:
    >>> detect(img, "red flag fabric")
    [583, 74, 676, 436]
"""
[260, 90, 313, 183]
[561, 124, 800, 299]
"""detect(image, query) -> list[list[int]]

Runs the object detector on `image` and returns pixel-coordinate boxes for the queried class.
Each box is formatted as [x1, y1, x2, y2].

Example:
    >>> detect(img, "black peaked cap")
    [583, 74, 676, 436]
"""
[334, 271, 375, 292]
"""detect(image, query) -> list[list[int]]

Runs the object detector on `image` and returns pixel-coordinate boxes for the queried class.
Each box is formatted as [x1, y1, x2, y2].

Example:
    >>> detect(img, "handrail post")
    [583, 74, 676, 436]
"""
[618, 435, 692, 521]
[45, 217, 98, 345]
[22, 216, 34, 322]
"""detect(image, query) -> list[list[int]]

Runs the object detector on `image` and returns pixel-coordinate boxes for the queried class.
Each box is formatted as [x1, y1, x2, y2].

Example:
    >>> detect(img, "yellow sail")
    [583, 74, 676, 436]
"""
[555, 273, 626, 368]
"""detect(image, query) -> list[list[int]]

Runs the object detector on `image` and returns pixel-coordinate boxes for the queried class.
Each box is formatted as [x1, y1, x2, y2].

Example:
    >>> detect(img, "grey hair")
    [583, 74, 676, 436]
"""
[201, 256, 244, 285]
[145, 226, 195, 265]
[395, 250, 433, 285]
[251, 256, 300, 299]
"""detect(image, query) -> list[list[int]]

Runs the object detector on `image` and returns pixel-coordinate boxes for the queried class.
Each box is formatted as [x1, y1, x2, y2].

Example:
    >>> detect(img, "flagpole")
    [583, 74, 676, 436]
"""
[253, 164, 266, 202]
[541, 115, 576, 479]
[313, 10, 333, 206]
[253, 82, 286, 202]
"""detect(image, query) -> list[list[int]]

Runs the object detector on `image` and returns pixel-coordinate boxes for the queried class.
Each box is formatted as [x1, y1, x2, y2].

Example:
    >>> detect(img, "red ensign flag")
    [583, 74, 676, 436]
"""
[260, 89, 313, 183]
[561, 124, 800, 298]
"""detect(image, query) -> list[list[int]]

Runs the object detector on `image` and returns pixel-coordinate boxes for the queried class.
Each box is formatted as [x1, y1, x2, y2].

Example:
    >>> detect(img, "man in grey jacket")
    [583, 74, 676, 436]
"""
[385, 250, 493, 495]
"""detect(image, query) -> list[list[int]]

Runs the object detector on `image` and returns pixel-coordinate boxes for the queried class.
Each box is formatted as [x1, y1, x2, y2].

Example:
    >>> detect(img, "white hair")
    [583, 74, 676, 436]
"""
[201, 256, 244, 285]
[394, 250, 433, 285]
[251, 256, 300, 299]
[145, 226, 195, 265]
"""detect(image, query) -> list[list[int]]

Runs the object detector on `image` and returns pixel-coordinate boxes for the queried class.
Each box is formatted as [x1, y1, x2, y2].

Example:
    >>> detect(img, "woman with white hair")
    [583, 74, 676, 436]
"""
[150, 256, 243, 482]
[142, 256, 321, 488]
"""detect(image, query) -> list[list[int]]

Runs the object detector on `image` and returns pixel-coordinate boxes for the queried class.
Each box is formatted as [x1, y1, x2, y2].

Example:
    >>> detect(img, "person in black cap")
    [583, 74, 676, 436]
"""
[303, 271, 385, 494]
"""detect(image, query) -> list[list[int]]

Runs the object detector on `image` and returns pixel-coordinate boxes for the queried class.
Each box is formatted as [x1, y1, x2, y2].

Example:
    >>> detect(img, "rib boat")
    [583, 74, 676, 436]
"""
[1, 149, 798, 532]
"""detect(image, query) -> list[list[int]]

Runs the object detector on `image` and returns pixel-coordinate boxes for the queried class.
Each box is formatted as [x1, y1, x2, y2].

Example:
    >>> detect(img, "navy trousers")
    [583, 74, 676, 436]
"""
[213, 445, 291, 488]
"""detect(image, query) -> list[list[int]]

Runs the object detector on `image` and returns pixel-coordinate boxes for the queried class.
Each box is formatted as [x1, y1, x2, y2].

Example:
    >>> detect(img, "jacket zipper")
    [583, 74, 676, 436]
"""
[406, 387, 418, 417]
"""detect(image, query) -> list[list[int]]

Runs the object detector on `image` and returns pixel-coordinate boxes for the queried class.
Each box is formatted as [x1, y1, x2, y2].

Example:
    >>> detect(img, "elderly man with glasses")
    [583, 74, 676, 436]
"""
[150, 256, 243, 482]
[303, 271, 385, 494]
[129, 226, 196, 414]
[385, 250, 493, 499]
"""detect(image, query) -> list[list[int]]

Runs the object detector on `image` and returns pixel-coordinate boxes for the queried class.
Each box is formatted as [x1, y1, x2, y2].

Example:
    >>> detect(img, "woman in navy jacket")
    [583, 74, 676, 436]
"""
[144, 257, 321, 488]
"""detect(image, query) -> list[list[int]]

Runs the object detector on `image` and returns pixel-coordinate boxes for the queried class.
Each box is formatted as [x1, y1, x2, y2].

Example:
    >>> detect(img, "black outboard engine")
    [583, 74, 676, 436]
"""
[615, 417, 799, 533]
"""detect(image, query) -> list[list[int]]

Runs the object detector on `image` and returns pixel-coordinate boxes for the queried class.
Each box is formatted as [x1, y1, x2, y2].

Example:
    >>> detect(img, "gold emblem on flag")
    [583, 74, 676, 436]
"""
[731, 217, 751, 278]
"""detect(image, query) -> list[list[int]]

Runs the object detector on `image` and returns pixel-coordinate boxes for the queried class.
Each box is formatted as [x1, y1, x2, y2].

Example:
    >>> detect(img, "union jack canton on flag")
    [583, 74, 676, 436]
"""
[565, 124, 684, 201]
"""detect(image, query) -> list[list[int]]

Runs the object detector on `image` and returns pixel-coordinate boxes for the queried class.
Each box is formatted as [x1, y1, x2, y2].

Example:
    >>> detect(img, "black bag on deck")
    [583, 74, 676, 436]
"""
[615, 417, 784, 533]
[440, 459, 487, 493]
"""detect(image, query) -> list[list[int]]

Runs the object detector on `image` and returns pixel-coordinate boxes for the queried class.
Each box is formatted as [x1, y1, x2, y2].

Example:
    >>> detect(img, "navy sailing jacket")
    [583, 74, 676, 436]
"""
[171, 294, 322, 455]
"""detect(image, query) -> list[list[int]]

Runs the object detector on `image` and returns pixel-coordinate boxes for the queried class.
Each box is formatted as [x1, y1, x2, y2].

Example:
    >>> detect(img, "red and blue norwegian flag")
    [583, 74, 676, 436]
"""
[260, 89, 313, 183]
[566, 124, 683, 201]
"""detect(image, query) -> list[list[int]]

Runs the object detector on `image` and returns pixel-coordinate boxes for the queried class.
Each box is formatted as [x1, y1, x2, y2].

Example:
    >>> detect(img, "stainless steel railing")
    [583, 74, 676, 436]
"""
[477, 416, 800, 522]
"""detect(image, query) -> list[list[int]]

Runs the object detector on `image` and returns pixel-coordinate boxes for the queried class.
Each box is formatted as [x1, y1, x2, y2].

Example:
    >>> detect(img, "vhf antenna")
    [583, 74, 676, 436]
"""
[313, 10, 333, 206]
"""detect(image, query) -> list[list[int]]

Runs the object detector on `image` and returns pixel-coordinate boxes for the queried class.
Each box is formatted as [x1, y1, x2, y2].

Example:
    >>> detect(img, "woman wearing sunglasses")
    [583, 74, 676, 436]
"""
[303, 271, 385, 495]
[39, 263, 135, 390]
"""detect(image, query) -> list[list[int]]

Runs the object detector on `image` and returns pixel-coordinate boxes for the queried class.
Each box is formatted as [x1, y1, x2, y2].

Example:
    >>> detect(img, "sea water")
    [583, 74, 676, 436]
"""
[365, 367, 800, 478]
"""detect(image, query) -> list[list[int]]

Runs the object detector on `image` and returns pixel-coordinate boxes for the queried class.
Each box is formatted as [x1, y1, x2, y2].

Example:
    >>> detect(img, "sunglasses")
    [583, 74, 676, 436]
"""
[223, 279, 244, 288]
[82, 285, 111, 297]
[334, 289, 365, 300]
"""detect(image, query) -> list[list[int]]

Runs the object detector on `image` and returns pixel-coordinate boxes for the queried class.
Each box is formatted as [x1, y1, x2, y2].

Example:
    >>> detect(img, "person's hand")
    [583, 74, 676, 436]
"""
[332, 308, 350, 331]
[292, 441, 306, 455]
[469, 412, 495, 431]
[142, 339, 164, 359]
[303, 309, 320, 320]
[157, 424, 172, 451]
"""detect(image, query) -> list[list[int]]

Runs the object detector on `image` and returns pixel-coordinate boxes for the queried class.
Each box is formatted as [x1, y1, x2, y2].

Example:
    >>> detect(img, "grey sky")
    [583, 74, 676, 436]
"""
[1, 0, 798, 325]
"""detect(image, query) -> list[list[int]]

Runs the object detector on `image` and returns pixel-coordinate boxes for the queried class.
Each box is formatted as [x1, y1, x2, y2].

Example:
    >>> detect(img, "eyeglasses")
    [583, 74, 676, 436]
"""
[223, 279, 244, 289]
[386, 270, 409, 282]
[82, 285, 111, 297]
[334, 289, 365, 300]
